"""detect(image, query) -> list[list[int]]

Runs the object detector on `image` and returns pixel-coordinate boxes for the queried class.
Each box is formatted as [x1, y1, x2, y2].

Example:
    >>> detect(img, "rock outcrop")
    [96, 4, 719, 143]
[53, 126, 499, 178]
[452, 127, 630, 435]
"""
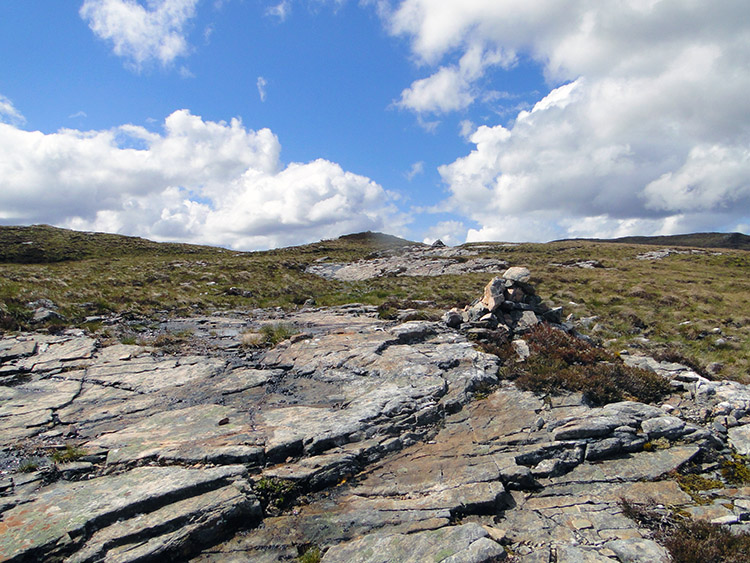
[306, 244, 508, 280]
[1, 273, 750, 562]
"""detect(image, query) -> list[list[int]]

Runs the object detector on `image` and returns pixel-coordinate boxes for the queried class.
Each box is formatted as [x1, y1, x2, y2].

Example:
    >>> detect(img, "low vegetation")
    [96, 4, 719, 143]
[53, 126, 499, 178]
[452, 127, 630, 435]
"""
[621, 499, 750, 563]
[1, 225, 748, 380]
[253, 477, 299, 514]
[499, 323, 672, 406]
[51, 445, 87, 464]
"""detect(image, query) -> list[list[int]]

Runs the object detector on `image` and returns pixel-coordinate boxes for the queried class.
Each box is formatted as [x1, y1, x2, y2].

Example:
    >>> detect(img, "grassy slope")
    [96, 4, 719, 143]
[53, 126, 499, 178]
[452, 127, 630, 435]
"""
[564, 231, 750, 250]
[1, 225, 748, 380]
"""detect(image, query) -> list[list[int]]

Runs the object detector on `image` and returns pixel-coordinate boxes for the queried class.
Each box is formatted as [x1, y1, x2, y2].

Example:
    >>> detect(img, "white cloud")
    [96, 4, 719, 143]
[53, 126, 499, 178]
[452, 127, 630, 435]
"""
[405, 160, 424, 181]
[80, 0, 199, 70]
[0, 110, 407, 250]
[257, 76, 268, 102]
[0, 95, 25, 126]
[68, 111, 88, 119]
[397, 45, 514, 114]
[265, 0, 291, 21]
[385, 1, 750, 239]
[422, 220, 466, 246]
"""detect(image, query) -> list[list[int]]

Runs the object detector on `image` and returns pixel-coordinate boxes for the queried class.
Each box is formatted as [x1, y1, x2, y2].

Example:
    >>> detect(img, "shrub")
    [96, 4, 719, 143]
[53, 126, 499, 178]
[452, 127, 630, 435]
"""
[507, 324, 671, 406]
[621, 500, 750, 563]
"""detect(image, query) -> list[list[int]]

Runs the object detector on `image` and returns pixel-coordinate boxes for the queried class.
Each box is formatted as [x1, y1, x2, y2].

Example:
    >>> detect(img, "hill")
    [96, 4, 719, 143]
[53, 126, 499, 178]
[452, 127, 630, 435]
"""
[0, 224, 748, 382]
[0, 224, 223, 263]
[563, 231, 750, 250]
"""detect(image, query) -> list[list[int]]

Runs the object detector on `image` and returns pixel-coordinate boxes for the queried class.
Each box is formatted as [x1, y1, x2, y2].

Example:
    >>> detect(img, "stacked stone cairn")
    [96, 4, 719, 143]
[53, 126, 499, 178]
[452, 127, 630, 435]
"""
[442, 266, 563, 345]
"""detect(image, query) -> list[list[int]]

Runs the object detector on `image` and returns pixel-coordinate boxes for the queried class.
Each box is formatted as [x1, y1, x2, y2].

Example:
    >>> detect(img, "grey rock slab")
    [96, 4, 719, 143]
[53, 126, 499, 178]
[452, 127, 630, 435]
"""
[554, 415, 632, 440]
[15, 335, 97, 372]
[605, 539, 669, 562]
[553, 446, 700, 484]
[0, 465, 248, 562]
[320, 522, 506, 563]
[56, 383, 159, 427]
[536, 480, 692, 507]
[67, 483, 260, 563]
[85, 404, 261, 465]
[213, 367, 279, 395]
[598, 401, 666, 423]
[728, 424, 750, 455]
[641, 416, 686, 440]
[86, 355, 226, 393]
[555, 545, 614, 562]
[262, 452, 360, 490]
[0, 339, 38, 362]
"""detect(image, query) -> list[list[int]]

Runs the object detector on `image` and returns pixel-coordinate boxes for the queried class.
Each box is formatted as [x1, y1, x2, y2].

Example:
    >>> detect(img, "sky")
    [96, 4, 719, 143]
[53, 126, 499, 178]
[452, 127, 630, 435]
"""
[1, 1, 749, 250]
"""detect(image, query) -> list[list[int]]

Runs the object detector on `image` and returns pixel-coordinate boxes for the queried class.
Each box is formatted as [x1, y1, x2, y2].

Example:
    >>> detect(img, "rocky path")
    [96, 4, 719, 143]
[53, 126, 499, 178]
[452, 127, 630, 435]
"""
[2, 273, 750, 561]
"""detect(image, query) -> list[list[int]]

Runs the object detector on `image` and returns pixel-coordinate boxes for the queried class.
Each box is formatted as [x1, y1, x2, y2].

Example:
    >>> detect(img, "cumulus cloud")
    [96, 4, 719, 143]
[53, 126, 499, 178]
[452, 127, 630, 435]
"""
[386, 1, 750, 239]
[0, 95, 25, 126]
[0, 110, 407, 250]
[397, 45, 514, 115]
[80, 0, 199, 69]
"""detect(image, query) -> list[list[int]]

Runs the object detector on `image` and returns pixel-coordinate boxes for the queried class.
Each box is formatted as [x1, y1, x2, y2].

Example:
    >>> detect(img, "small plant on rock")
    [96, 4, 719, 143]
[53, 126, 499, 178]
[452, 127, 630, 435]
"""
[254, 476, 299, 514]
[18, 459, 39, 473]
[259, 323, 298, 346]
[51, 445, 87, 464]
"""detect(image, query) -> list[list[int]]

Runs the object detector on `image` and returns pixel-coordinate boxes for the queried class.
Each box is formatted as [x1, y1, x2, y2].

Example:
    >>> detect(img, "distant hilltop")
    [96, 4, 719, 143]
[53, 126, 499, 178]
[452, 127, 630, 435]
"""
[560, 231, 750, 251]
[0, 224, 748, 265]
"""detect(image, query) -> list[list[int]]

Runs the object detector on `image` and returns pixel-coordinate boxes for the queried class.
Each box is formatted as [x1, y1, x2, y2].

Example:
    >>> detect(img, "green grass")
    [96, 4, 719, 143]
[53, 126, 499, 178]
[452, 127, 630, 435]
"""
[51, 445, 87, 464]
[1, 226, 748, 380]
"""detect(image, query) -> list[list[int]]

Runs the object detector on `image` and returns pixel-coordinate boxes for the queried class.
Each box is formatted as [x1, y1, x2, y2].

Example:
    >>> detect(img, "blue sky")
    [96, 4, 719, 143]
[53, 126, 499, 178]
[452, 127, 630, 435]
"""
[1, 1, 749, 249]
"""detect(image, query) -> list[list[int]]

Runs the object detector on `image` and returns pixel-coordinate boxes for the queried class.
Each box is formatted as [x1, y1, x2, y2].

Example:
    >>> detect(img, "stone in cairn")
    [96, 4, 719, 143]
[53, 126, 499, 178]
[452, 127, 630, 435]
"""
[442, 268, 563, 343]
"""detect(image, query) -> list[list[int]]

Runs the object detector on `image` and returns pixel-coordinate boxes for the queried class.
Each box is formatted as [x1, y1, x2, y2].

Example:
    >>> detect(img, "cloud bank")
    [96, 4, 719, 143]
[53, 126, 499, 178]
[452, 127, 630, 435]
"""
[0, 110, 406, 250]
[388, 0, 750, 240]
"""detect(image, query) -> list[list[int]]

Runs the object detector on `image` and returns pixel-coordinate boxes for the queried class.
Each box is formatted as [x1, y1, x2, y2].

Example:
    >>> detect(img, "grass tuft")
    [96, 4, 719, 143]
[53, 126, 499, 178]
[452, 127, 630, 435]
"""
[51, 445, 87, 464]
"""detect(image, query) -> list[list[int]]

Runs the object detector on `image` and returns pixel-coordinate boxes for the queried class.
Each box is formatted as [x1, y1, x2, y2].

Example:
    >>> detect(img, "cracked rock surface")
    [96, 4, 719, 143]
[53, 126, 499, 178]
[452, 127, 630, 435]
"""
[1, 297, 750, 562]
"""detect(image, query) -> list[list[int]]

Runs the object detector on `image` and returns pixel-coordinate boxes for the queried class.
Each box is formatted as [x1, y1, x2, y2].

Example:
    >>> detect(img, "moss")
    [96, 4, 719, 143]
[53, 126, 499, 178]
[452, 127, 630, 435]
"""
[297, 546, 322, 563]
[673, 472, 723, 504]
[721, 454, 750, 485]
[643, 437, 671, 452]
